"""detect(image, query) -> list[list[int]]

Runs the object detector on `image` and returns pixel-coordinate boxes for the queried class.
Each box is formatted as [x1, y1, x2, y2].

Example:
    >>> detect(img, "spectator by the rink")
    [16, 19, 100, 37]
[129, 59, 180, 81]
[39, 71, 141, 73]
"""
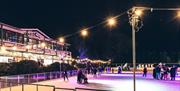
[118, 66, 122, 74]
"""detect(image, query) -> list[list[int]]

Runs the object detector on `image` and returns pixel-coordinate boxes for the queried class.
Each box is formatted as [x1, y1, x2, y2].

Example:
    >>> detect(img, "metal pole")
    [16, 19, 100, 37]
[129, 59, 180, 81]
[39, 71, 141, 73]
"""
[36, 85, 38, 91]
[22, 84, 24, 91]
[0, 81, 1, 91]
[60, 61, 61, 77]
[10, 83, 12, 91]
[0, 24, 3, 46]
[132, 16, 136, 91]
[133, 7, 180, 11]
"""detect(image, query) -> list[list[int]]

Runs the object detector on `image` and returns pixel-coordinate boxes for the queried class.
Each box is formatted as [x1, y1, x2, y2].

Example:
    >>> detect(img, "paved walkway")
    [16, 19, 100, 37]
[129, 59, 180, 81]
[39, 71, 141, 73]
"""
[1, 72, 180, 91]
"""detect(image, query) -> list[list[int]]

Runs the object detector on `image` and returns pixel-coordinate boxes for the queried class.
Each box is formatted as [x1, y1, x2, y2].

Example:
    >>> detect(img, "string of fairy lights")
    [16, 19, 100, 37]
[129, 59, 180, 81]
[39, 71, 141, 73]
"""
[58, 8, 131, 43]
[58, 7, 180, 44]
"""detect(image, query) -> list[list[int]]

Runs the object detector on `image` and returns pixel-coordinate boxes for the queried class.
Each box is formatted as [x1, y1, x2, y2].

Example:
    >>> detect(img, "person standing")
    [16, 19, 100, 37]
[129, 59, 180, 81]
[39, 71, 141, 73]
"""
[163, 66, 169, 80]
[156, 65, 161, 80]
[160, 65, 165, 80]
[98, 66, 102, 75]
[153, 67, 156, 79]
[143, 67, 147, 77]
[170, 65, 176, 80]
[112, 68, 114, 73]
[93, 67, 97, 77]
[77, 69, 83, 83]
[118, 66, 122, 74]
[63, 69, 69, 81]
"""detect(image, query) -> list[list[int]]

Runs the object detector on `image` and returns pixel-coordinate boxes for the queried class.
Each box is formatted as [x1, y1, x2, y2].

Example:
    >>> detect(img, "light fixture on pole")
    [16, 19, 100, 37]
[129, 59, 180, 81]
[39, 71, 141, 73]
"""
[177, 11, 180, 17]
[135, 9, 143, 16]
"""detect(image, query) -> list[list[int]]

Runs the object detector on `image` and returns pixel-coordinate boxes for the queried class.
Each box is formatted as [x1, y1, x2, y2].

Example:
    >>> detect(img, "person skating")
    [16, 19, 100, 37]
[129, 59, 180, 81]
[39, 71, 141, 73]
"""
[63, 69, 69, 81]
[143, 67, 147, 77]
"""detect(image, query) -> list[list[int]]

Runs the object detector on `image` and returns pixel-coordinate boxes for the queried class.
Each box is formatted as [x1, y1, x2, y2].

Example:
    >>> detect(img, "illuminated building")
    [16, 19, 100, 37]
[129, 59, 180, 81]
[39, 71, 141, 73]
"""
[0, 22, 71, 65]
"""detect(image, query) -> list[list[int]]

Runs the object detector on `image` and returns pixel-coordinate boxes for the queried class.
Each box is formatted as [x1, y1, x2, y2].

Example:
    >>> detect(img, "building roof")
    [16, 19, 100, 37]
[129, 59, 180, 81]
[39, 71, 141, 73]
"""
[20, 28, 50, 39]
[0, 22, 70, 46]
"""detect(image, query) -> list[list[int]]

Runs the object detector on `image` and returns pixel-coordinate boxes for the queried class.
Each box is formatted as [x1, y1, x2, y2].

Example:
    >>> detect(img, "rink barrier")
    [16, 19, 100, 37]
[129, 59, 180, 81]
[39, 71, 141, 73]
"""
[0, 81, 109, 91]
[0, 70, 78, 88]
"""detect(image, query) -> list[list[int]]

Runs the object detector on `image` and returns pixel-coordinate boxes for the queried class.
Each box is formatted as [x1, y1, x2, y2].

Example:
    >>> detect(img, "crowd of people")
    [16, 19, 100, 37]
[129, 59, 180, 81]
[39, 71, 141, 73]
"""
[105, 66, 122, 74]
[142, 63, 178, 81]
[152, 64, 178, 80]
[77, 69, 88, 84]
[62, 63, 179, 84]
[76, 66, 105, 84]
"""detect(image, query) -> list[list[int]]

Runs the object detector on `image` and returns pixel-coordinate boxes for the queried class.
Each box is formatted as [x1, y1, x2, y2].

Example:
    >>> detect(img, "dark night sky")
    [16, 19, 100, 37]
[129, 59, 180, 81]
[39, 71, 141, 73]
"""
[0, 0, 180, 63]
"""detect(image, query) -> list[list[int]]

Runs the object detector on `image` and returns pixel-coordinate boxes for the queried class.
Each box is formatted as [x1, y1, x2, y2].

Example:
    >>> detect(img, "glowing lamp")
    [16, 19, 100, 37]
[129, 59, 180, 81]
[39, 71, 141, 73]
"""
[81, 29, 88, 37]
[107, 17, 117, 27]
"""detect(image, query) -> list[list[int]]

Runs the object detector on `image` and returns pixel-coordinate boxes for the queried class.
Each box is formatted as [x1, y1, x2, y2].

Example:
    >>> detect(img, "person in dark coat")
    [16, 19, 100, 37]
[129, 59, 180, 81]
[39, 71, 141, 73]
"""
[93, 67, 97, 77]
[81, 73, 88, 84]
[153, 67, 156, 79]
[63, 69, 69, 81]
[112, 68, 114, 73]
[143, 67, 147, 77]
[118, 66, 122, 74]
[163, 66, 169, 80]
[170, 65, 176, 80]
[156, 65, 161, 80]
[77, 69, 83, 83]
[98, 66, 103, 75]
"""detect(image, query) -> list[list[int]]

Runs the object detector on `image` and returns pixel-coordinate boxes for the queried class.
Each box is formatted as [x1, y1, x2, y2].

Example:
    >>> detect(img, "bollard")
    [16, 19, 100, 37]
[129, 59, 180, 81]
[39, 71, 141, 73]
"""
[9, 83, 12, 91]
[18, 75, 20, 84]
[22, 84, 24, 91]
[36, 85, 38, 91]
[5, 77, 7, 88]
[0, 81, 1, 91]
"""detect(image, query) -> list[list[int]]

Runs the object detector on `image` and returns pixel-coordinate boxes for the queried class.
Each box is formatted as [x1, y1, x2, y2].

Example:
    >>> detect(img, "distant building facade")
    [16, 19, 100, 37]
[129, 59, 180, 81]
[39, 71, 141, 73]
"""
[0, 22, 72, 65]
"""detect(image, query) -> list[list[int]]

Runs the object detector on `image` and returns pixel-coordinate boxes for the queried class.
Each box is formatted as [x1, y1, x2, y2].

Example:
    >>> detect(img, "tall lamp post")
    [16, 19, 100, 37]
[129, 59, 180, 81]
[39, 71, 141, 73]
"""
[127, 7, 143, 91]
